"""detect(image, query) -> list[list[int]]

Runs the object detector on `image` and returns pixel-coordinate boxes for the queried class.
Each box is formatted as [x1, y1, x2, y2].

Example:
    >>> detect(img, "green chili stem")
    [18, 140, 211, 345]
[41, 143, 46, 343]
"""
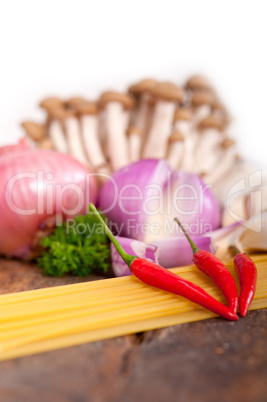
[228, 245, 241, 257]
[174, 218, 200, 255]
[89, 204, 136, 269]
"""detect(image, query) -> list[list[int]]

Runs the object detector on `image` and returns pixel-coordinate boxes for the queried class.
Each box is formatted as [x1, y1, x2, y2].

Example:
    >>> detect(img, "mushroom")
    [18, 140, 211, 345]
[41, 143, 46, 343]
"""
[38, 138, 54, 150]
[186, 75, 215, 93]
[99, 91, 135, 171]
[128, 79, 158, 162]
[178, 89, 216, 172]
[40, 97, 68, 154]
[212, 100, 231, 128]
[186, 75, 230, 128]
[126, 126, 144, 163]
[142, 82, 184, 159]
[167, 108, 191, 169]
[40, 97, 64, 110]
[67, 97, 110, 175]
[166, 130, 185, 169]
[21, 121, 46, 143]
[202, 138, 237, 185]
[193, 114, 226, 175]
[45, 105, 89, 166]
[190, 90, 215, 127]
[58, 106, 90, 167]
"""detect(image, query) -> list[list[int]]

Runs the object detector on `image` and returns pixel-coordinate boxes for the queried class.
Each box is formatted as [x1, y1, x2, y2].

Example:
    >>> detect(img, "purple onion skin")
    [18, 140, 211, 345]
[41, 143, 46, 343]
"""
[168, 170, 221, 232]
[151, 235, 211, 269]
[111, 236, 159, 276]
[98, 159, 221, 243]
[99, 159, 173, 241]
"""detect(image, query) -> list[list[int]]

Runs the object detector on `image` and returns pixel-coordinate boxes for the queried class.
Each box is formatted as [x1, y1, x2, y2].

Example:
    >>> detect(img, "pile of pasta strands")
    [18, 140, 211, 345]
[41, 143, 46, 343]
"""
[0, 255, 266, 361]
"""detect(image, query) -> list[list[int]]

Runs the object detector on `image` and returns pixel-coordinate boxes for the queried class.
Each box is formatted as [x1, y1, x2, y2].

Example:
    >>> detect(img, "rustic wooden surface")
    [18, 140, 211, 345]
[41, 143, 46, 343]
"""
[0, 258, 266, 402]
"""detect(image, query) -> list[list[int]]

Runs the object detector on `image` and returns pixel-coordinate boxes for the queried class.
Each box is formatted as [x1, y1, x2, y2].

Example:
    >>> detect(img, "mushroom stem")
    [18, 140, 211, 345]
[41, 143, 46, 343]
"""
[64, 114, 89, 166]
[99, 92, 135, 171]
[66, 97, 110, 175]
[166, 130, 185, 169]
[141, 82, 184, 159]
[47, 119, 67, 153]
[192, 104, 211, 127]
[194, 129, 222, 175]
[127, 94, 152, 162]
[105, 101, 129, 170]
[38, 138, 54, 150]
[40, 98, 68, 154]
[127, 126, 143, 163]
[184, 90, 215, 172]
[203, 139, 237, 185]
[135, 92, 153, 133]
[142, 100, 176, 158]
[193, 116, 225, 175]
[80, 114, 110, 173]
[167, 108, 191, 169]
[177, 115, 195, 172]
[128, 79, 158, 137]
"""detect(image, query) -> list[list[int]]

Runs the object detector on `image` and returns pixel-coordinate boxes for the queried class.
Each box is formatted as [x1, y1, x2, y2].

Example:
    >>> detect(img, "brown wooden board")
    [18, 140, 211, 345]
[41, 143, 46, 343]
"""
[0, 258, 266, 402]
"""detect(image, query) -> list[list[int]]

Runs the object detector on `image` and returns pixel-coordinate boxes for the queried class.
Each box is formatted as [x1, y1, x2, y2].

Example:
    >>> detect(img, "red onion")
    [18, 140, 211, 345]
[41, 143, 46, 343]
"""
[98, 159, 221, 243]
[151, 235, 211, 268]
[0, 138, 30, 156]
[0, 149, 97, 257]
[111, 236, 159, 276]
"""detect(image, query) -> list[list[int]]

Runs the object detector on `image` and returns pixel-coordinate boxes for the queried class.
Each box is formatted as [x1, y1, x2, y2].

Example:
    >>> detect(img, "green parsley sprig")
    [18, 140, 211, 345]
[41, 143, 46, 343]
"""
[37, 213, 111, 277]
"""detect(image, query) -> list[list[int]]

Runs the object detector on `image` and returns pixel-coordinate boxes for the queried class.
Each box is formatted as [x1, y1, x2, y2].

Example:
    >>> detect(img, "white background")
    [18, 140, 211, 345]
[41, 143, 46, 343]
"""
[0, 0, 266, 165]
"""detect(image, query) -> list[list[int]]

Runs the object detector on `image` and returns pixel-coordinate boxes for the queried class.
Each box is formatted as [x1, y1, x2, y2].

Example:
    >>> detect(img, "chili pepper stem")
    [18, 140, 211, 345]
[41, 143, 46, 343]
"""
[174, 218, 199, 255]
[89, 204, 136, 269]
[228, 245, 241, 257]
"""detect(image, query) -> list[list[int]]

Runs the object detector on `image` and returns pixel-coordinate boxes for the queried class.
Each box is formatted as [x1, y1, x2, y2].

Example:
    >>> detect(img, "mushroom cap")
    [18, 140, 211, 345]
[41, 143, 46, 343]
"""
[212, 100, 227, 112]
[173, 108, 192, 122]
[66, 97, 87, 109]
[49, 106, 76, 121]
[21, 121, 46, 141]
[66, 98, 99, 116]
[148, 82, 184, 103]
[127, 126, 144, 137]
[128, 79, 158, 96]
[99, 91, 135, 110]
[212, 101, 230, 121]
[186, 75, 214, 92]
[169, 130, 185, 143]
[40, 97, 64, 111]
[221, 138, 236, 149]
[198, 115, 226, 131]
[78, 101, 99, 116]
[191, 90, 215, 107]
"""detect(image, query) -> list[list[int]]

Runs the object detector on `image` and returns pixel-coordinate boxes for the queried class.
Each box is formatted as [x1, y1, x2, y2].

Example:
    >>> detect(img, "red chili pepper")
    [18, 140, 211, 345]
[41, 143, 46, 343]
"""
[231, 249, 257, 317]
[175, 218, 239, 314]
[89, 204, 238, 321]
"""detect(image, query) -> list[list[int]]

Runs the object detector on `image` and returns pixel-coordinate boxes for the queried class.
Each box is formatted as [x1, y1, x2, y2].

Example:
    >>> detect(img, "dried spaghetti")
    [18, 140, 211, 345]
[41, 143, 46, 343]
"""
[0, 255, 266, 361]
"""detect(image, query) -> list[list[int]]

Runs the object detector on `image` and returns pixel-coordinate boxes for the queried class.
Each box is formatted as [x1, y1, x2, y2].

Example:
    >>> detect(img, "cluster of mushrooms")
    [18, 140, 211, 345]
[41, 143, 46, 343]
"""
[21, 75, 267, 232]
[21, 76, 237, 185]
[20, 74, 267, 259]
